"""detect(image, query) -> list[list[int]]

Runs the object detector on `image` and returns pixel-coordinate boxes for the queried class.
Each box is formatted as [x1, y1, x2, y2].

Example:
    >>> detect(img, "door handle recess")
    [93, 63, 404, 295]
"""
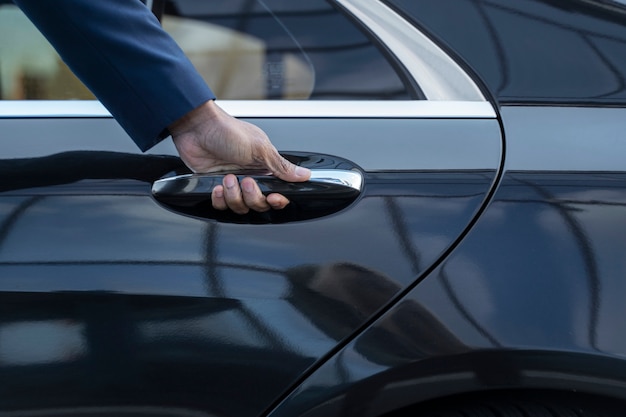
[151, 169, 363, 207]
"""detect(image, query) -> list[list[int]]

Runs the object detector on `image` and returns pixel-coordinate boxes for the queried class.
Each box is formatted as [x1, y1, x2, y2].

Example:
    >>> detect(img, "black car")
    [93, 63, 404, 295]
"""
[0, 0, 626, 416]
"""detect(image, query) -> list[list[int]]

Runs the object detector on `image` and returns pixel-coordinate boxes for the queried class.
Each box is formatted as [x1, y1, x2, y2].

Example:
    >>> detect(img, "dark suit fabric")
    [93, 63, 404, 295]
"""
[15, 0, 216, 151]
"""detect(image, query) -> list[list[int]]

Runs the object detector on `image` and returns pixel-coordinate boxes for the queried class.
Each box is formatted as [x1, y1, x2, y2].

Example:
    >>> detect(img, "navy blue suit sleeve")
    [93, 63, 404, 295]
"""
[14, 0, 216, 151]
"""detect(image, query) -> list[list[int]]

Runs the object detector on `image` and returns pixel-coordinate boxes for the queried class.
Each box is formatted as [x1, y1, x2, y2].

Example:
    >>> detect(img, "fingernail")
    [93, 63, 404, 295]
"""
[224, 175, 236, 189]
[271, 200, 289, 209]
[214, 187, 223, 198]
[242, 181, 254, 193]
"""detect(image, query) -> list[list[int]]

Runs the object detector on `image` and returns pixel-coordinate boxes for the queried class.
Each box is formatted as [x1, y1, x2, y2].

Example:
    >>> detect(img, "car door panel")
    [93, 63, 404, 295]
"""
[0, 109, 502, 415]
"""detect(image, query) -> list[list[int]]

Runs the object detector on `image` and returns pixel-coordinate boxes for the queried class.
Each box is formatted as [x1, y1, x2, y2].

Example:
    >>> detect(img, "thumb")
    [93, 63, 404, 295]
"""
[267, 152, 311, 183]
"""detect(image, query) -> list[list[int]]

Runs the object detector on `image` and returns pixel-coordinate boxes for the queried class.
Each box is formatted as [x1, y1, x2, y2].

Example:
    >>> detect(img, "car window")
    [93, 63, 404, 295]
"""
[0, 0, 413, 101]
[0, 3, 94, 100]
[386, 0, 626, 104]
[161, 0, 412, 100]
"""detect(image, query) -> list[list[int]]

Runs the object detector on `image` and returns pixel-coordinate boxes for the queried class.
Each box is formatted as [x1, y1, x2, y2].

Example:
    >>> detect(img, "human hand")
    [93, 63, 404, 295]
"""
[169, 100, 311, 214]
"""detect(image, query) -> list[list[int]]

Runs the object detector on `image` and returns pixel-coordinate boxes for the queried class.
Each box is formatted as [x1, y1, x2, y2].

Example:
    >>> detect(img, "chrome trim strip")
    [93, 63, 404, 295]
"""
[0, 100, 495, 118]
[0, 101, 112, 117]
[336, 0, 486, 101]
[309, 169, 363, 191]
[221, 101, 496, 118]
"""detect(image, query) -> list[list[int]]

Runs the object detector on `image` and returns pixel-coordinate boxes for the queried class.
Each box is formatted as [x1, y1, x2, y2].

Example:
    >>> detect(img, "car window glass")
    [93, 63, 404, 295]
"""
[162, 0, 412, 100]
[386, 0, 626, 104]
[0, 0, 412, 101]
[0, 3, 95, 100]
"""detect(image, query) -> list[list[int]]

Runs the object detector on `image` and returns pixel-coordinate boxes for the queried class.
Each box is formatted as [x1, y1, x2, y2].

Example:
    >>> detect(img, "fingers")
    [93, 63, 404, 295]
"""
[262, 147, 311, 183]
[240, 177, 272, 212]
[212, 174, 284, 214]
[211, 185, 228, 211]
[266, 193, 290, 210]
[254, 139, 311, 182]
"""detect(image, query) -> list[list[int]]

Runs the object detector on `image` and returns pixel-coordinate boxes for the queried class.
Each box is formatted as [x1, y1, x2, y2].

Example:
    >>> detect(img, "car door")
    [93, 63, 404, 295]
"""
[0, 0, 502, 416]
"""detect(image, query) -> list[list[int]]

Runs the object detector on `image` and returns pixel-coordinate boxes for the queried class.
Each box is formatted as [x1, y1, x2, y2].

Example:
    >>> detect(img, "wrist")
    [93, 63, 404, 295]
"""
[168, 99, 220, 137]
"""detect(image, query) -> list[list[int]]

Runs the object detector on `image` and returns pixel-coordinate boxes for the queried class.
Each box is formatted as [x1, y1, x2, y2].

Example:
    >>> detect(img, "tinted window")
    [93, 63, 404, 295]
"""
[0, 3, 94, 100]
[0, 0, 412, 101]
[386, 0, 626, 104]
[162, 0, 412, 99]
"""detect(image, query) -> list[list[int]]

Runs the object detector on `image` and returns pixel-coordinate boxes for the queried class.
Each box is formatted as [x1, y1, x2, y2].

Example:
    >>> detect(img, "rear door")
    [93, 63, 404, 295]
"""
[0, 0, 502, 415]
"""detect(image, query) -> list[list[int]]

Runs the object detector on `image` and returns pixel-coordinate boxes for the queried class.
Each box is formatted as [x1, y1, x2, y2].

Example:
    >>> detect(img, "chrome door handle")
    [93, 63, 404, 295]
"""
[152, 169, 363, 207]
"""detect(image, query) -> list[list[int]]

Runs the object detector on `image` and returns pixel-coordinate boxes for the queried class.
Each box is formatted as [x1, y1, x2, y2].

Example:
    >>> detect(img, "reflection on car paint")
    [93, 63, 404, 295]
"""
[270, 171, 626, 417]
[0, 152, 496, 415]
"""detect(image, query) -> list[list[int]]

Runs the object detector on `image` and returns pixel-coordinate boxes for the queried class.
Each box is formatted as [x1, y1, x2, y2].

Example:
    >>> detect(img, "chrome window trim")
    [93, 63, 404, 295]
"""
[0, 100, 495, 118]
[336, 0, 486, 101]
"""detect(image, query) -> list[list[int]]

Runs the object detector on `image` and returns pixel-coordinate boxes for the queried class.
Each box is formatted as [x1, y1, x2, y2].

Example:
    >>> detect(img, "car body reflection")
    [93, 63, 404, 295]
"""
[269, 171, 626, 417]
[0, 151, 495, 415]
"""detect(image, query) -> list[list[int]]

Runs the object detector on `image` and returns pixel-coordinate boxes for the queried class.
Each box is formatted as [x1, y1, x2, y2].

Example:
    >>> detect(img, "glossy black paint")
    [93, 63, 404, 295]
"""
[0, 149, 496, 415]
[260, 97, 626, 416]
[387, 0, 626, 104]
[269, 170, 626, 417]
